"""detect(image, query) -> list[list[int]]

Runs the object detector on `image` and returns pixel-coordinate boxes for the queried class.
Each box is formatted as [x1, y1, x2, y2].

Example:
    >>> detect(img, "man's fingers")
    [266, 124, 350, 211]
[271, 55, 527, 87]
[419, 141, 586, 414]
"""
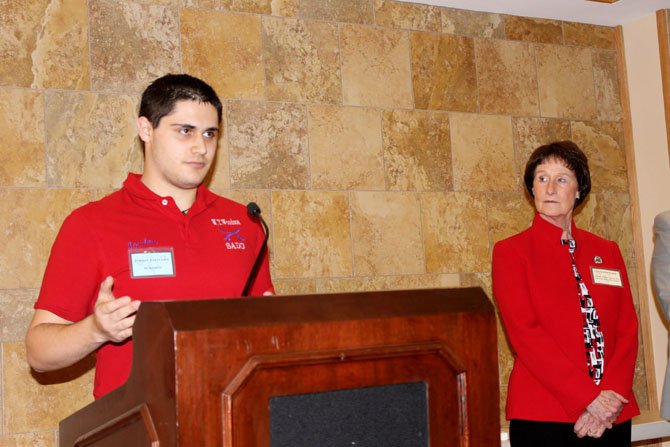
[97, 296, 138, 316]
[97, 276, 115, 302]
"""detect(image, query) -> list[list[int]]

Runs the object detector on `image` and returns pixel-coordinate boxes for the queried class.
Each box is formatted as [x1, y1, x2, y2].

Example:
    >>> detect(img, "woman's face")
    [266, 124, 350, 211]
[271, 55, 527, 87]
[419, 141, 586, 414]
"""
[532, 158, 580, 229]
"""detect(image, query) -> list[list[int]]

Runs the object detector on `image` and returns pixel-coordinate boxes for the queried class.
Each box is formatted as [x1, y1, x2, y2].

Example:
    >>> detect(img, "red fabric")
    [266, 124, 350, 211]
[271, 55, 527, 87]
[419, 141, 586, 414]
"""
[492, 214, 639, 423]
[36, 173, 274, 398]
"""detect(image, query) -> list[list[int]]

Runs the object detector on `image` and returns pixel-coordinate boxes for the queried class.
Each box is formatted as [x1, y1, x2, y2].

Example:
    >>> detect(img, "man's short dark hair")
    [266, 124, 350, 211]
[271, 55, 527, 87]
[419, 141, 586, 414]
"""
[139, 74, 222, 127]
[523, 140, 592, 208]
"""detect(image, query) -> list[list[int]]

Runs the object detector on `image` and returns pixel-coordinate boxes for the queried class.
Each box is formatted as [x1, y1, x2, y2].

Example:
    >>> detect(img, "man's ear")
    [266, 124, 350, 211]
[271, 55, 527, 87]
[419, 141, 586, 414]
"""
[137, 116, 152, 142]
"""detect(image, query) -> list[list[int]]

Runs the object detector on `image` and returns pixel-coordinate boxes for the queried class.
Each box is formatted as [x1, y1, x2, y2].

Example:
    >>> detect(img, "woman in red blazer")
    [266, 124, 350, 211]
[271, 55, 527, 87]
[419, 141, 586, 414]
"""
[492, 141, 639, 446]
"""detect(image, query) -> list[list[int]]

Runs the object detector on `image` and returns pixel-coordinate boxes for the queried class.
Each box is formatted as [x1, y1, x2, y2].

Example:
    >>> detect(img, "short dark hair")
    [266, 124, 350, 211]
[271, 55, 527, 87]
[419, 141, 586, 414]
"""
[139, 74, 222, 127]
[523, 140, 591, 208]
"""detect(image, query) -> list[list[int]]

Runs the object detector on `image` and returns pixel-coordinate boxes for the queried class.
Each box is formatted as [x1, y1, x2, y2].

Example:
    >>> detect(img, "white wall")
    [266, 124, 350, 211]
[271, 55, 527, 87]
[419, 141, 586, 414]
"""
[622, 11, 670, 418]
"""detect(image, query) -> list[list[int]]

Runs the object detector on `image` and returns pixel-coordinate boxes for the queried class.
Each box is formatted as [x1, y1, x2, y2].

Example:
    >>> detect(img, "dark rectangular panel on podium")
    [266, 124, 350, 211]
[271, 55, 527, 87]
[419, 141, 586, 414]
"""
[60, 287, 500, 447]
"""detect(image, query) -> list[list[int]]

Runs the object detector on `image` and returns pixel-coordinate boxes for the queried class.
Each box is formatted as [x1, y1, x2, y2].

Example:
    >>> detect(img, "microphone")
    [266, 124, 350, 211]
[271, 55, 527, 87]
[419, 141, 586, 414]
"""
[241, 202, 269, 297]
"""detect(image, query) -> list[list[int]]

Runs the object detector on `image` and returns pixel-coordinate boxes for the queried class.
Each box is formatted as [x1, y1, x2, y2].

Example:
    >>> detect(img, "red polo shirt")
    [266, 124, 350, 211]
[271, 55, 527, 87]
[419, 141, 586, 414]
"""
[36, 173, 274, 398]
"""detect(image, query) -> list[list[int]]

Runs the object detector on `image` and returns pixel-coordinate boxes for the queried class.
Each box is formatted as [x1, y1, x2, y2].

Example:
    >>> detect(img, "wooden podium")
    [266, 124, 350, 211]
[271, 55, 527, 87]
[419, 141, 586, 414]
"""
[60, 287, 500, 446]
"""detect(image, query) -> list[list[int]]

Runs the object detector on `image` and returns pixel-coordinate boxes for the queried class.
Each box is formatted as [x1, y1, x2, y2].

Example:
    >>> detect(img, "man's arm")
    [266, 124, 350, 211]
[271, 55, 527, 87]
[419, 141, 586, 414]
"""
[25, 276, 141, 372]
[652, 211, 670, 321]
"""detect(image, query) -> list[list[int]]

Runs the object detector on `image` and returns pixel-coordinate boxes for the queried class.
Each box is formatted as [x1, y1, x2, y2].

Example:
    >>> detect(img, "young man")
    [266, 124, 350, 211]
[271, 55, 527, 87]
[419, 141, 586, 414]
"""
[25, 74, 274, 399]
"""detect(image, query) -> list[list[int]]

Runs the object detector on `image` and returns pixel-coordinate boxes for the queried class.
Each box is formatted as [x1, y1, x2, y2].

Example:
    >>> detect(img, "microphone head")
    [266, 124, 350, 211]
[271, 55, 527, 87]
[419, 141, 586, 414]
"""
[246, 202, 262, 218]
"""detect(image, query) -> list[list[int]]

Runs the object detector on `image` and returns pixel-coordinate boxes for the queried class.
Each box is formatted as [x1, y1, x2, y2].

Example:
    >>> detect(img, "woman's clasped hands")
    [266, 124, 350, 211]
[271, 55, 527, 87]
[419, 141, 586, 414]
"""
[574, 390, 628, 438]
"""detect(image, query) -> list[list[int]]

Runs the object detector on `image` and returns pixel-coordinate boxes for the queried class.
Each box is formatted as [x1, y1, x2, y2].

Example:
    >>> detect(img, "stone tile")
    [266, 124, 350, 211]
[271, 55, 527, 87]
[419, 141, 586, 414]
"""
[316, 273, 460, 294]
[571, 120, 628, 193]
[601, 192, 635, 267]
[459, 272, 492, 300]
[31, 0, 90, 90]
[0, 88, 45, 187]
[0, 0, 49, 87]
[0, 432, 55, 447]
[512, 117, 572, 182]
[350, 192, 424, 276]
[227, 101, 309, 189]
[410, 32, 477, 112]
[450, 113, 516, 192]
[309, 105, 384, 190]
[382, 109, 452, 191]
[271, 191, 352, 278]
[573, 193, 607, 243]
[3, 342, 94, 433]
[45, 91, 142, 188]
[262, 16, 341, 104]
[340, 24, 412, 108]
[563, 22, 615, 49]
[273, 279, 318, 296]
[593, 50, 622, 122]
[89, 0, 180, 93]
[0, 289, 37, 343]
[486, 193, 534, 247]
[421, 192, 489, 273]
[269, 0, 299, 16]
[504, 15, 563, 44]
[537, 44, 596, 120]
[203, 103, 230, 191]
[374, 0, 441, 32]
[0, 189, 92, 289]
[298, 0, 373, 24]
[181, 9, 264, 100]
[440, 8, 504, 39]
[476, 39, 539, 116]
[182, 0, 219, 7]
[222, 0, 271, 14]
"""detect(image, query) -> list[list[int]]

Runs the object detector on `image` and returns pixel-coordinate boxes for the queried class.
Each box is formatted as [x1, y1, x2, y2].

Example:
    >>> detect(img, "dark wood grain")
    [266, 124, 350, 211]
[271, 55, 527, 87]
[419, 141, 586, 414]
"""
[60, 287, 500, 447]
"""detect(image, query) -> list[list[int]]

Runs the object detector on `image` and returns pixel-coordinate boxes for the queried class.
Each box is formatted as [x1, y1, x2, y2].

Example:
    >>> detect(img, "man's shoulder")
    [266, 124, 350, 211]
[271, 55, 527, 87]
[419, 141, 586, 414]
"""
[655, 210, 670, 231]
[203, 189, 252, 215]
[65, 189, 124, 223]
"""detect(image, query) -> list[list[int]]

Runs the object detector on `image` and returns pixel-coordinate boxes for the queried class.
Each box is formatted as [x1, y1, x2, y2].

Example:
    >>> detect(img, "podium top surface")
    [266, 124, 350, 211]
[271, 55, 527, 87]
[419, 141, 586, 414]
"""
[142, 286, 493, 332]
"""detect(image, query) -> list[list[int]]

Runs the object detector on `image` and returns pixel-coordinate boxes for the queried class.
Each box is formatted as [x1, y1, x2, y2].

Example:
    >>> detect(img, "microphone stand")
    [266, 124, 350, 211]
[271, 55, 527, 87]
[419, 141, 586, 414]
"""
[241, 202, 269, 297]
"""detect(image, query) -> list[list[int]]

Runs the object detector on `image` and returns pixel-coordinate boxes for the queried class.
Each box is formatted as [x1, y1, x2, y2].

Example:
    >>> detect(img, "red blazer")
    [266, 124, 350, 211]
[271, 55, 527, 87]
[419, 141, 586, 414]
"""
[492, 214, 639, 423]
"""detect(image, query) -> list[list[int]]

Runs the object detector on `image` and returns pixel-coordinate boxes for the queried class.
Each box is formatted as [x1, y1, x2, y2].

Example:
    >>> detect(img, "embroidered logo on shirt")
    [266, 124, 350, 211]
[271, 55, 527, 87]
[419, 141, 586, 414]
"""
[211, 217, 247, 250]
[211, 218, 241, 226]
[221, 228, 246, 250]
[127, 238, 159, 249]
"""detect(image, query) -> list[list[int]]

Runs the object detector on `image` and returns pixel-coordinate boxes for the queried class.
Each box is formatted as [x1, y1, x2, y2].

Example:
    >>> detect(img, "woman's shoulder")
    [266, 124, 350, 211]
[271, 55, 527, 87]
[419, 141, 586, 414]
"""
[493, 226, 533, 256]
[574, 226, 615, 246]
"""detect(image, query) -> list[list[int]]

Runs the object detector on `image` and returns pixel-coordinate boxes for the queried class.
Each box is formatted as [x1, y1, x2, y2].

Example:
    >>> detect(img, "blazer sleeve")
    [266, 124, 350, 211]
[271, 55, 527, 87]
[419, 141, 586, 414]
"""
[652, 211, 670, 321]
[492, 240, 600, 418]
[598, 242, 638, 396]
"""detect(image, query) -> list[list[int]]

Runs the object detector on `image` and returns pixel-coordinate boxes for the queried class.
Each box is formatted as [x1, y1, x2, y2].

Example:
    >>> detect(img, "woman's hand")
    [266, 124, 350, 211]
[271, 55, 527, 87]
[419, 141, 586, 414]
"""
[586, 390, 628, 428]
[574, 410, 607, 438]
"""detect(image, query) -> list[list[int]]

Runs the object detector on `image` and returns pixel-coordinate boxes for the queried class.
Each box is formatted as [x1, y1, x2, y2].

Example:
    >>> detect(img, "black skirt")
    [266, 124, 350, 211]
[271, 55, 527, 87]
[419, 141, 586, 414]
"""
[509, 419, 632, 447]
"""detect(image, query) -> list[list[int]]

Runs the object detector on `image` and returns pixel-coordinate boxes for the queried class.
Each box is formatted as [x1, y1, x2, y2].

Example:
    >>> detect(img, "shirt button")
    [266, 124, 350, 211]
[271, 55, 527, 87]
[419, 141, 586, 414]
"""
[161, 199, 168, 206]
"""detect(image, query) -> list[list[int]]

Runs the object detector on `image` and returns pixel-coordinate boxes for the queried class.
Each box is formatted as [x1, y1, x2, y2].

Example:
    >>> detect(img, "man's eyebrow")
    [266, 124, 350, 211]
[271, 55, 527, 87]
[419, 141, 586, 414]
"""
[170, 123, 196, 129]
[169, 123, 219, 132]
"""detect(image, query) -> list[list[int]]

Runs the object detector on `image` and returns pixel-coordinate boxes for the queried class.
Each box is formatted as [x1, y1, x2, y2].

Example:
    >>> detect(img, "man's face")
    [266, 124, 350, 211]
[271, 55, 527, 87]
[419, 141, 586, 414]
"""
[138, 100, 219, 195]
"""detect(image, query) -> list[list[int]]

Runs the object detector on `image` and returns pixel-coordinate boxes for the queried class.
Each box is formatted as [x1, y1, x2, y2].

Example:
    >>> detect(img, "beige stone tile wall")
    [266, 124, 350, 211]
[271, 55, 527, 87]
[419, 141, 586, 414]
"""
[0, 0, 648, 442]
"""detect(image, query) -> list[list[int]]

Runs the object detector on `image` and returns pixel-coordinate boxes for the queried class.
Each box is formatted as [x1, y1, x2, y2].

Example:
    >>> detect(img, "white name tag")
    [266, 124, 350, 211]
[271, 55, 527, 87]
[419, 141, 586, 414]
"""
[591, 267, 623, 287]
[129, 248, 176, 278]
